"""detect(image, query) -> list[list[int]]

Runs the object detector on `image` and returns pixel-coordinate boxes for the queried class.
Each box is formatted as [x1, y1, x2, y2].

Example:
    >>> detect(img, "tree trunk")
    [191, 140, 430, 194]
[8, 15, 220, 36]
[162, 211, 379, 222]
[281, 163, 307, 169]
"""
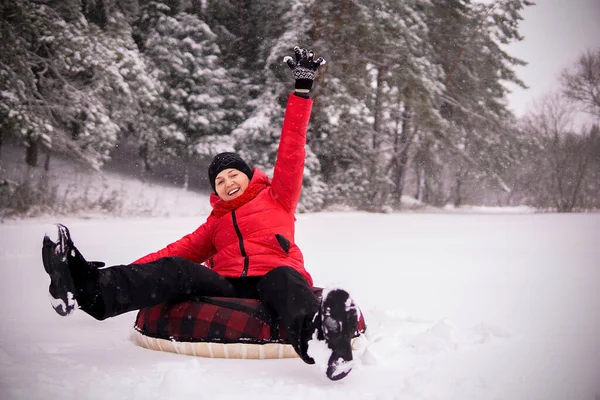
[183, 168, 189, 191]
[183, 154, 190, 191]
[138, 143, 151, 181]
[365, 65, 387, 209]
[549, 135, 566, 212]
[0, 128, 3, 169]
[454, 171, 463, 208]
[415, 165, 423, 201]
[44, 148, 51, 171]
[25, 131, 39, 169]
[565, 136, 592, 212]
[372, 65, 386, 150]
[414, 135, 431, 205]
[392, 89, 413, 206]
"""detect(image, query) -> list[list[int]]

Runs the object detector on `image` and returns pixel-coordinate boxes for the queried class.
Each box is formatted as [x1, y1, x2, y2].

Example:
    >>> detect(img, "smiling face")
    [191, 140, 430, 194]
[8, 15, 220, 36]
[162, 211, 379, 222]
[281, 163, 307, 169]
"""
[214, 168, 250, 201]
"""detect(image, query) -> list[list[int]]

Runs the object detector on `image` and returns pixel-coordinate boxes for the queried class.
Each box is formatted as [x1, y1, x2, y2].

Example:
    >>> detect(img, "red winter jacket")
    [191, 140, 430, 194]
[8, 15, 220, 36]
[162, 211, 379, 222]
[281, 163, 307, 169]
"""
[133, 93, 314, 286]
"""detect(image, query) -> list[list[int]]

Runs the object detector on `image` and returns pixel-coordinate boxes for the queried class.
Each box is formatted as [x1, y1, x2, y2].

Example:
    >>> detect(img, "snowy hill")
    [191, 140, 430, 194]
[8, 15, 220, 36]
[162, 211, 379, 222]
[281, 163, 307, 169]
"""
[1, 209, 599, 399]
[0, 143, 212, 219]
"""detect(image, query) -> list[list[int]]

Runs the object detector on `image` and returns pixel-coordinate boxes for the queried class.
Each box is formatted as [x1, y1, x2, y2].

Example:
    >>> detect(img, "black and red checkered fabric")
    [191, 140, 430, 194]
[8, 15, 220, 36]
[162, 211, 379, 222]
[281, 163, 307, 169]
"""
[134, 288, 367, 344]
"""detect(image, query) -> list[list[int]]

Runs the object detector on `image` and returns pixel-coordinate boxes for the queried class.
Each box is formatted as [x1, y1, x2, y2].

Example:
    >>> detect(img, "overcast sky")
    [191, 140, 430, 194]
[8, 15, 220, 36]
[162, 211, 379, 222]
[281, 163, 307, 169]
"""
[503, 0, 600, 118]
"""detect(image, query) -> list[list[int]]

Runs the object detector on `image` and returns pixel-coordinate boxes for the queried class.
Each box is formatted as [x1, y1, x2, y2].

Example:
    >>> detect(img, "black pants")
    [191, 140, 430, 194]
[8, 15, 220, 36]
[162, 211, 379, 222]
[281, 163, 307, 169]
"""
[71, 257, 320, 362]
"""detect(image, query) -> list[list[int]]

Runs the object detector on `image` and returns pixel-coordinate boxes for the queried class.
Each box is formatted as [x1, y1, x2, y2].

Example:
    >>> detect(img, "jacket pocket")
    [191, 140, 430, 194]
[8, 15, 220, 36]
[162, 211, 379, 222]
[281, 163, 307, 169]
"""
[275, 234, 290, 254]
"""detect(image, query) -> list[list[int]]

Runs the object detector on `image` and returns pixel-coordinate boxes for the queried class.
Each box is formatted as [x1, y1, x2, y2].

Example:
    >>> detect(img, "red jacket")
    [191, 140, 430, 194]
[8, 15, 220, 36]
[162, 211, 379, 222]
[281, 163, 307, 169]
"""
[133, 93, 314, 286]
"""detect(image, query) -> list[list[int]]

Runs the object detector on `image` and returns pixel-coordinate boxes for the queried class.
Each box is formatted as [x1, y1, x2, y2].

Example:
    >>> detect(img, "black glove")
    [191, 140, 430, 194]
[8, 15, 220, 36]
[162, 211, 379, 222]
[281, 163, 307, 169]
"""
[284, 46, 326, 92]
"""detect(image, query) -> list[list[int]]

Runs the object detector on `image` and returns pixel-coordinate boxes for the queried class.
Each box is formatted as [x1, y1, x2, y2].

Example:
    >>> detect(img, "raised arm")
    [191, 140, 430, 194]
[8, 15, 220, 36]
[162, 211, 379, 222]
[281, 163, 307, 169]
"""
[270, 94, 313, 212]
[271, 47, 326, 212]
[131, 221, 216, 265]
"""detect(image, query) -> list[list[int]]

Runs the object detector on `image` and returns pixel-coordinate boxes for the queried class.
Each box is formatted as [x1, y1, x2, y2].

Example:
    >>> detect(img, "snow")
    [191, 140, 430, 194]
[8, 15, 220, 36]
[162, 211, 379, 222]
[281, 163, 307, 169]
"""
[1, 199, 599, 398]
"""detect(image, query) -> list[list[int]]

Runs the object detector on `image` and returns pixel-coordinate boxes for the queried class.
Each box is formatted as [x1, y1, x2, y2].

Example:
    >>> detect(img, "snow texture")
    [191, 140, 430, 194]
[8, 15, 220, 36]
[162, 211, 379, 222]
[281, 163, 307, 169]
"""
[0, 196, 599, 399]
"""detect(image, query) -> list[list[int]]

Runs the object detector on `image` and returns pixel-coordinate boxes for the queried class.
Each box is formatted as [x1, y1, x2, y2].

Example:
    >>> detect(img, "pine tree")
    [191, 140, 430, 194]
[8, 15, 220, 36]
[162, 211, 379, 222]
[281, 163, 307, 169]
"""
[0, 1, 39, 165]
[142, 9, 246, 188]
[1, 0, 118, 170]
[227, 0, 330, 211]
[2, 0, 536, 211]
[424, 0, 532, 203]
[292, 0, 445, 210]
[298, 0, 384, 209]
[1, 0, 165, 172]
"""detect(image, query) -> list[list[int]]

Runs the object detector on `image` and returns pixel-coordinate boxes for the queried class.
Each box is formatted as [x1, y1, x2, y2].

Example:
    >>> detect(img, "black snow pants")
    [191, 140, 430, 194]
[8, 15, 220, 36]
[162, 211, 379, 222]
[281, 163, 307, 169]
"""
[70, 257, 320, 362]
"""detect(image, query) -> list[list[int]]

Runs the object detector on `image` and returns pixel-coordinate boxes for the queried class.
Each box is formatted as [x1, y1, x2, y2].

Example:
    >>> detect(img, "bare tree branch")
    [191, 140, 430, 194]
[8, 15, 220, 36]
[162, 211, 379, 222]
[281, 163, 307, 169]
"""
[561, 48, 600, 118]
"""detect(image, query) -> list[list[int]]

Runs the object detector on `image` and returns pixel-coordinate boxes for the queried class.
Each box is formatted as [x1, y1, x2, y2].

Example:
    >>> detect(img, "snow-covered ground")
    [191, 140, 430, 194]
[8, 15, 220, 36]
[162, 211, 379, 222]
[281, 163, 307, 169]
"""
[1, 204, 599, 399]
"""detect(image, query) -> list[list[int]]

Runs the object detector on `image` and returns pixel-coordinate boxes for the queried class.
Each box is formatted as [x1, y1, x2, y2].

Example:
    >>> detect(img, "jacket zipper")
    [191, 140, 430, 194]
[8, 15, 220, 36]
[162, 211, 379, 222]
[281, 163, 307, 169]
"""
[231, 210, 249, 277]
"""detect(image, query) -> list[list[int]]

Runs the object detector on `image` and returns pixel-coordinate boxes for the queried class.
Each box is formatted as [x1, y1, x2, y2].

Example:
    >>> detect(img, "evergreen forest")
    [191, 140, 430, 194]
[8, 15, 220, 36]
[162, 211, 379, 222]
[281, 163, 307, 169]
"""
[2, 0, 599, 214]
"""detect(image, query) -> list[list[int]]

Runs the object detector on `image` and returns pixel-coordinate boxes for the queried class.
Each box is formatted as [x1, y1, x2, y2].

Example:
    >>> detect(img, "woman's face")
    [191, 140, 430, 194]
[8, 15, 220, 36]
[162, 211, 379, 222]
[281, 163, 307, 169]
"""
[215, 168, 250, 201]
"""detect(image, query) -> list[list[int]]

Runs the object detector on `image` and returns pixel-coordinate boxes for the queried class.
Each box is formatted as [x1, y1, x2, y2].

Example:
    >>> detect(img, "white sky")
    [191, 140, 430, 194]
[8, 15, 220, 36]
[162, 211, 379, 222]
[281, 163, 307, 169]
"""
[503, 0, 600, 117]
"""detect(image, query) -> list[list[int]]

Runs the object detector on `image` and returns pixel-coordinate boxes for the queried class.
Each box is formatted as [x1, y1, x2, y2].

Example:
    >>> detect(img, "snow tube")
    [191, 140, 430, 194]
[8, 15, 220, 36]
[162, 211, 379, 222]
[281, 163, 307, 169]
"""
[132, 288, 367, 359]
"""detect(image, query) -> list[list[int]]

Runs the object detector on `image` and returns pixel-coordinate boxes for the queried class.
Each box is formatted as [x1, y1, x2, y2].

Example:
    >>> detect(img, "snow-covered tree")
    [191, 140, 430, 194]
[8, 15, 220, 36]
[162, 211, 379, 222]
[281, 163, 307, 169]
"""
[1, 0, 540, 211]
[142, 9, 247, 187]
[226, 0, 329, 211]
[287, 0, 444, 210]
[421, 0, 532, 205]
[0, 1, 115, 170]
[1, 1, 162, 172]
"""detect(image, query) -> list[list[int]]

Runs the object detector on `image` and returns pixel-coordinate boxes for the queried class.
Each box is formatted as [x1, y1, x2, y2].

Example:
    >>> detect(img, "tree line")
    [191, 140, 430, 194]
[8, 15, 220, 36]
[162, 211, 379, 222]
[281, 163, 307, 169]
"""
[1, 0, 598, 213]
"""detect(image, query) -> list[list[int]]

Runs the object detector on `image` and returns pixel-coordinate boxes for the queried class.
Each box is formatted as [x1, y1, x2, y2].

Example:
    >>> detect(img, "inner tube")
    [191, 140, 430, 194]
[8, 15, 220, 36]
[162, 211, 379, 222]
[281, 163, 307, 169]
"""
[132, 288, 367, 359]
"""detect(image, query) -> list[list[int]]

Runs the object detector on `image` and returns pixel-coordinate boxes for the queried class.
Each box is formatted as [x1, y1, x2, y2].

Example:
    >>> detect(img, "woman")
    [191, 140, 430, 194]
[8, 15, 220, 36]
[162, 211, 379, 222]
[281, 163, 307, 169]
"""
[42, 46, 358, 381]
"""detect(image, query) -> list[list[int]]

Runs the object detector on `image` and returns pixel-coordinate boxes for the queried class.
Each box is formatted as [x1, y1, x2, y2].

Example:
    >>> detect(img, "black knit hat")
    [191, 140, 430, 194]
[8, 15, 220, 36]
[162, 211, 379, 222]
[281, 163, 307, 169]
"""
[208, 152, 254, 193]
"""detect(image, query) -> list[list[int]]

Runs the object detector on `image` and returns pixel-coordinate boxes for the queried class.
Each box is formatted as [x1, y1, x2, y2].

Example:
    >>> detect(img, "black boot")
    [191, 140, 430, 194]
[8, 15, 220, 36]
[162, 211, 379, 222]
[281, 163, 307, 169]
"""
[320, 289, 359, 381]
[42, 224, 78, 316]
